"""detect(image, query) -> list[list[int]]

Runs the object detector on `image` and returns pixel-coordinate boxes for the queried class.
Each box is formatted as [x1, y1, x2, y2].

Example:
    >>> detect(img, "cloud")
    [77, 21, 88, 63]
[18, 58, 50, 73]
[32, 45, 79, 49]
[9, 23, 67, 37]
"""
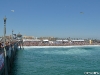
[11, 10, 14, 12]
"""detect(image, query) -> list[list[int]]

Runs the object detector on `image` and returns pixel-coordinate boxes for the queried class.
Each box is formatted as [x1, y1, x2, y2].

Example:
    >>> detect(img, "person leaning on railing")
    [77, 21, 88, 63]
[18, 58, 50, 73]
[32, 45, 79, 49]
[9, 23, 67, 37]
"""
[0, 42, 2, 50]
[5, 42, 10, 51]
[0, 42, 4, 52]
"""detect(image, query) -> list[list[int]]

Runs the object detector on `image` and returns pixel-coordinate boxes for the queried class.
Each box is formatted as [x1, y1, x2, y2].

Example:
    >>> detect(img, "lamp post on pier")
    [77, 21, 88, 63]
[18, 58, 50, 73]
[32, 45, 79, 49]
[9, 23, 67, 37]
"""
[12, 30, 13, 41]
[3, 16, 8, 75]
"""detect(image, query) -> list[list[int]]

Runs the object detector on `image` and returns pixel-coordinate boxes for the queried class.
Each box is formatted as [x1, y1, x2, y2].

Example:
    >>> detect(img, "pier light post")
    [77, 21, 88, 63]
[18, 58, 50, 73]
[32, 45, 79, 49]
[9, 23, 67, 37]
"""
[12, 30, 13, 41]
[3, 16, 8, 75]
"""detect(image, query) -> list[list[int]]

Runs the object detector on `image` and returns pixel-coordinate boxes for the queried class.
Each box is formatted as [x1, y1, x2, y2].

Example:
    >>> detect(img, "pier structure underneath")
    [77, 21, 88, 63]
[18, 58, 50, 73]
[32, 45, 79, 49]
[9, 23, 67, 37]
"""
[0, 41, 20, 75]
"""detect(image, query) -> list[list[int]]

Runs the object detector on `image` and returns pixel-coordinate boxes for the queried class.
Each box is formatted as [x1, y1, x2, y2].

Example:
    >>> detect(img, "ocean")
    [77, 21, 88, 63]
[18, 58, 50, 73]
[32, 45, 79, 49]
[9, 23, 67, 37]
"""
[10, 46, 100, 75]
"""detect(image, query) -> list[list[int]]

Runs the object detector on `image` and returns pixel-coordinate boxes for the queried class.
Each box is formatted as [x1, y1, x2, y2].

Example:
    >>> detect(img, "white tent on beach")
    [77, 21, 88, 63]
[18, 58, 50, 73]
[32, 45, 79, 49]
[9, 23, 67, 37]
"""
[56, 40, 63, 42]
[23, 39, 41, 42]
[63, 40, 68, 42]
[43, 39, 49, 42]
[71, 40, 84, 42]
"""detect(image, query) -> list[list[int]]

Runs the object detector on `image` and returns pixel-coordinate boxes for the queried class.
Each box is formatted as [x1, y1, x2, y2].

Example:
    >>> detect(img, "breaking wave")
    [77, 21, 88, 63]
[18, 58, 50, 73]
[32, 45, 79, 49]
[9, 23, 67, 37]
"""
[19, 45, 100, 49]
[20, 45, 100, 56]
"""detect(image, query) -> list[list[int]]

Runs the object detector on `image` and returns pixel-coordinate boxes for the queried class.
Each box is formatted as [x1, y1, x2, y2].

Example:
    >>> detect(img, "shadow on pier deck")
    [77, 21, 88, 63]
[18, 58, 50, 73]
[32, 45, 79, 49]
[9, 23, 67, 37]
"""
[0, 41, 22, 75]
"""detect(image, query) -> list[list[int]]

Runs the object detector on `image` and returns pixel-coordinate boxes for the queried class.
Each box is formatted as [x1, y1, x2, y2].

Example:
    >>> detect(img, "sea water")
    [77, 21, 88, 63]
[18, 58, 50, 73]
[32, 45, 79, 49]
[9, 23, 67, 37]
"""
[10, 46, 100, 75]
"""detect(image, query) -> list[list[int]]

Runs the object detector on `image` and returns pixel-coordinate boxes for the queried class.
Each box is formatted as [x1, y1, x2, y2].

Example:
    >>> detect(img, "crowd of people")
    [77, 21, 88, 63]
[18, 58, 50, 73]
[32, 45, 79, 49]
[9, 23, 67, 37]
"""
[22, 41, 100, 46]
[0, 41, 16, 53]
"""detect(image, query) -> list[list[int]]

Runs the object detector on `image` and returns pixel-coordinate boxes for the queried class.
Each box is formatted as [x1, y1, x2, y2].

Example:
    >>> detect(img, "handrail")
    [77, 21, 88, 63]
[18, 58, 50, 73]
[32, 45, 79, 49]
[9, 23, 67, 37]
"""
[0, 42, 19, 54]
[0, 42, 19, 72]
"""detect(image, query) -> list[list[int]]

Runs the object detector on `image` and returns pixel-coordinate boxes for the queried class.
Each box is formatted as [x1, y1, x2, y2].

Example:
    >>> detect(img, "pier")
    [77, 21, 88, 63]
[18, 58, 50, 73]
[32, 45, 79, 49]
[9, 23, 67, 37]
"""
[0, 16, 23, 75]
[0, 41, 22, 75]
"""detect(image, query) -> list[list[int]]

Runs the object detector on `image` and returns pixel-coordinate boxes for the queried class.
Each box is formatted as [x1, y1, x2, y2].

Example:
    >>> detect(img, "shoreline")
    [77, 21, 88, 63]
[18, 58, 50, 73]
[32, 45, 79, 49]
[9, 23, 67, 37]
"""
[18, 45, 100, 48]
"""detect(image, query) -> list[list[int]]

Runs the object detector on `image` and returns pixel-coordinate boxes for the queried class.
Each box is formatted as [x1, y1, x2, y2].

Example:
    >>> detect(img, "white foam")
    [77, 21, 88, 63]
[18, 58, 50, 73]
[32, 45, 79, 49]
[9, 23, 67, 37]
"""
[42, 49, 88, 55]
[18, 45, 100, 48]
[31, 47, 91, 55]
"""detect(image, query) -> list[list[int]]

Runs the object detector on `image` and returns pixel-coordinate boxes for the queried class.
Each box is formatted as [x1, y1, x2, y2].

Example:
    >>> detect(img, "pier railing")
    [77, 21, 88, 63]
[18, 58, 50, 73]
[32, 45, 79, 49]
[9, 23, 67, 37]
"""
[0, 41, 19, 75]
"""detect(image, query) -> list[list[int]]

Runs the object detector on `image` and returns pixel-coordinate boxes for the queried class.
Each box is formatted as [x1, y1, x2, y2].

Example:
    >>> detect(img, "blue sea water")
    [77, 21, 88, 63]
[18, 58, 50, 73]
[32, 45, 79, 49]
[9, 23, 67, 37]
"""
[10, 46, 100, 75]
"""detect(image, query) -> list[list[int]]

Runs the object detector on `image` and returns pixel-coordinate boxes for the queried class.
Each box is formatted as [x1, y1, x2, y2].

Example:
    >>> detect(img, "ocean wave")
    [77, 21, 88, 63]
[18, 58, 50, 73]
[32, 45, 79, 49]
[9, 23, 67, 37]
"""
[28, 47, 91, 55]
[18, 45, 100, 48]
[41, 49, 88, 55]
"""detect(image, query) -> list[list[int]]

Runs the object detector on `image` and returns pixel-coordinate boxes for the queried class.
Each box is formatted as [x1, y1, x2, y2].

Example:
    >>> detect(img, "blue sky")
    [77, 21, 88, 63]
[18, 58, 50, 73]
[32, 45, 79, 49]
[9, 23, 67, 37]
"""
[0, 0, 100, 39]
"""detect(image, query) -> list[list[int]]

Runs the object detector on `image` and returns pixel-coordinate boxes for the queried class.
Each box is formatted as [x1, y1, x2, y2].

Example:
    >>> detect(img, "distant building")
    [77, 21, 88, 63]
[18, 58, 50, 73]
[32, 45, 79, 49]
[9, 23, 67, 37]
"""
[13, 34, 17, 39]
[23, 35, 34, 39]
[16, 33, 22, 41]
[0, 36, 12, 42]
[38, 37, 57, 41]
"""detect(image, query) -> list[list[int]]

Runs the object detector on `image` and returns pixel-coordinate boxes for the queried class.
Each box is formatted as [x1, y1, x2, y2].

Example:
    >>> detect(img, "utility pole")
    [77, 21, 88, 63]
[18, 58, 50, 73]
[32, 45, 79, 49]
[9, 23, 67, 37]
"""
[3, 16, 8, 75]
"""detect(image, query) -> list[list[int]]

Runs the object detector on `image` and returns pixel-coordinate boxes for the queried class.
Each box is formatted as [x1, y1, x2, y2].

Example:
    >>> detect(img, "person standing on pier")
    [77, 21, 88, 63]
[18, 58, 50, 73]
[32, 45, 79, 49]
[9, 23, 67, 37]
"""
[0, 42, 2, 50]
